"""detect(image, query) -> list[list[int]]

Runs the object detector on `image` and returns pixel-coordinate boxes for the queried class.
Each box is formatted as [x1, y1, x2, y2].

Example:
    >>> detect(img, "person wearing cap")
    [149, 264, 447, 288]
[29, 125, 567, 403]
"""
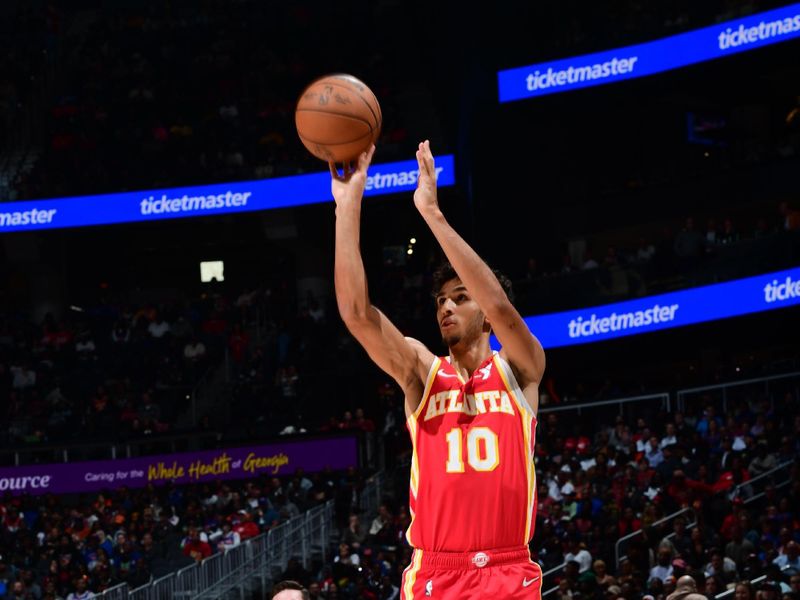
[671, 558, 687, 579]
[549, 464, 572, 501]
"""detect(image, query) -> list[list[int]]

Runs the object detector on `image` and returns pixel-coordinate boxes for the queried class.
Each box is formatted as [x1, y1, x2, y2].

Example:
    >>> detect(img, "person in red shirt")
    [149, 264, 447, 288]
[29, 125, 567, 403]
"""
[618, 507, 642, 537]
[181, 527, 212, 562]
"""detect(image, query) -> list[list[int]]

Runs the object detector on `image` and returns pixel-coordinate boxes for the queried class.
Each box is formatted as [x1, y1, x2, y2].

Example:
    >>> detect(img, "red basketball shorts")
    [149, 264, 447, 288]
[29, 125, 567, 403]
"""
[400, 547, 543, 599]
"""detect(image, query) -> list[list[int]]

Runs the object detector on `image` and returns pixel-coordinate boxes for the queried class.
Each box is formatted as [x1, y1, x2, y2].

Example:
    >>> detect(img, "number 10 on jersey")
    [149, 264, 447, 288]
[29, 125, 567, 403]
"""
[445, 427, 499, 472]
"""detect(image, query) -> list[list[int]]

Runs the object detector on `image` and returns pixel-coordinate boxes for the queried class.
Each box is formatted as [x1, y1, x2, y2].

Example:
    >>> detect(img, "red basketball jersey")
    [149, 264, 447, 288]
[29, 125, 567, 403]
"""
[405, 353, 538, 552]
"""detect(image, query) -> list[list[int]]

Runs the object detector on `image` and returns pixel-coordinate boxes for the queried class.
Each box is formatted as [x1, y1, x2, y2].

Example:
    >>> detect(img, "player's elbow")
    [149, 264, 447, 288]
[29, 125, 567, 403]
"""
[336, 298, 373, 329]
[337, 302, 367, 325]
[335, 287, 368, 319]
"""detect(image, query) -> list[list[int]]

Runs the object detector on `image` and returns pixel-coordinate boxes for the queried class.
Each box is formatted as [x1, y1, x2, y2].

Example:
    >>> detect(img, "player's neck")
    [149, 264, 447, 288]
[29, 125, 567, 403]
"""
[448, 339, 492, 379]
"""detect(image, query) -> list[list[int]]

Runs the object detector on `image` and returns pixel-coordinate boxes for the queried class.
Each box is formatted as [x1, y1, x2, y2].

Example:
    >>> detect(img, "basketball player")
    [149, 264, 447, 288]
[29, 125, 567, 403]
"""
[331, 141, 545, 599]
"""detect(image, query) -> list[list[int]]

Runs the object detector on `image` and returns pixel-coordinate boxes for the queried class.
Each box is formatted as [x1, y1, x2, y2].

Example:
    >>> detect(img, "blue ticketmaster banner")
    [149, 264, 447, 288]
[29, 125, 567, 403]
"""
[0, 155, 455, 233]
[498, 3, 800, 102]
[492, 267, 800, 349]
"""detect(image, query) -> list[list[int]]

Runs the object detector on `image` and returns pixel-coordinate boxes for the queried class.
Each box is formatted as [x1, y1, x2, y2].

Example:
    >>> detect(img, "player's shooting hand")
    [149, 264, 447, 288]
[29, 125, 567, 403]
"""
[413, 140, 439, 216]
[329, 145, 376, 205]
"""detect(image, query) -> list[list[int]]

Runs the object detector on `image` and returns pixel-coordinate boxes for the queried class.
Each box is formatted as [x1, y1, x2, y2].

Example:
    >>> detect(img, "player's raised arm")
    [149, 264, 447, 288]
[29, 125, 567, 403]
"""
[332, 146, 434, 410]
[413, 141, 545, 393]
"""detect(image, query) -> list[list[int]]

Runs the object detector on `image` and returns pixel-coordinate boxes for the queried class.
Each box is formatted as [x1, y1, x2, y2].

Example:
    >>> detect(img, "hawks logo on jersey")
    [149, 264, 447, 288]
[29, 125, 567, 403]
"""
[406, 353, 538, 552]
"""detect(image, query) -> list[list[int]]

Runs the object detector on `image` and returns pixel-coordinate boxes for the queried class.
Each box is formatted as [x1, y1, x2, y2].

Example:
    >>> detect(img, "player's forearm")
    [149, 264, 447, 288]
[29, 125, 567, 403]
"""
[334, 201, 372, 321]
[420, 208, 510, 314]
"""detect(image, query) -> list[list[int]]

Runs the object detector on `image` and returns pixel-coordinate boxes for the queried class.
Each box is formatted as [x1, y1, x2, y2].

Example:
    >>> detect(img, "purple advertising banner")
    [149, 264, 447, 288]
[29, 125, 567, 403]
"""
[0, 436, 357, 496]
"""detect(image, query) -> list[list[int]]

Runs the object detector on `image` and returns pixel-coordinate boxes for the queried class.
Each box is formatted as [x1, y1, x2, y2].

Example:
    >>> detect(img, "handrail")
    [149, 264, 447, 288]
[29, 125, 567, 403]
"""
[614, 460, 794, 567]
[675, 371, 800, 398]
[540, 561, 568, 598]
[738, 460, 794, 492]
[539, 393, 669, 414]
[615, 507, 696, 567]
[543, 586, 559, 597]
[714, 564, 791, 599]
[542, 562, 568, 579]
[2, 431, 222, 466]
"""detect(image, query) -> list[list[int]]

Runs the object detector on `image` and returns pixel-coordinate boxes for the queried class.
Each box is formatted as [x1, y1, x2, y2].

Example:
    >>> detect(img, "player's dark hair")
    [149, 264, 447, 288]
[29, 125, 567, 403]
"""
[271, 580, 310, 600]
[431, 261, 514, 305]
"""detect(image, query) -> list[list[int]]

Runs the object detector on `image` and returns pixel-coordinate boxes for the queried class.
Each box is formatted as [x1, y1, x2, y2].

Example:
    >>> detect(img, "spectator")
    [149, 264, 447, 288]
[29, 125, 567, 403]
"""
[726, 524, 756, 567]
[65, 577, 94, 600]
[650, 544, 675, 583]
[704, 549, 738, 586]
[749, 443, 778, 477]
[341, 514, 367, 550]
[635, 238, 656, 263]
[183, 336, 207, 363]
[735, 581, 755, 600]
[565, 537, 593, 573]
[646, 436, 665, 468]
[582, 251, 599, 270]
[666, 575, 706, 600]
[773, 541, 800, 571]
[719, 217, 740, 245]
[181, 527, 212, 562]
[592, 559, 618, 589]
[217, 521, 241, 552]
[368, 504, 397, 548]
[147, 314, 171, 339]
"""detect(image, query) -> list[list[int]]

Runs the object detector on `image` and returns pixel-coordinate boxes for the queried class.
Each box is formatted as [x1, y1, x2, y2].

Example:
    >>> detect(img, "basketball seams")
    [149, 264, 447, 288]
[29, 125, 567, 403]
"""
[298, 80, 380, 129]
[317, 77, 382, 131]
[297, 125, 373, 146]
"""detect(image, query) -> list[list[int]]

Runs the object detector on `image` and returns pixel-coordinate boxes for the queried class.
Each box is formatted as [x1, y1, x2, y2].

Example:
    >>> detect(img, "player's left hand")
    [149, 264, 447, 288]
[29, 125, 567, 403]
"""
[413, 140, 439, 215]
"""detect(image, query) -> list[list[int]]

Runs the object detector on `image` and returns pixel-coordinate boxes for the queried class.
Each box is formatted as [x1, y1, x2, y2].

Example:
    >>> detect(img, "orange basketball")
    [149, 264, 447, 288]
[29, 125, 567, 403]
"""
[295, 74, 382, 163]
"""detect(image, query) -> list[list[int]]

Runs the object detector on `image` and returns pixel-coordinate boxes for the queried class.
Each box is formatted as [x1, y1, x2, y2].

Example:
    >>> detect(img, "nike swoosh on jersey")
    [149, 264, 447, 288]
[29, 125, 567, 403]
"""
[522, 576, 540, 587]
[437, 369, 458, 378]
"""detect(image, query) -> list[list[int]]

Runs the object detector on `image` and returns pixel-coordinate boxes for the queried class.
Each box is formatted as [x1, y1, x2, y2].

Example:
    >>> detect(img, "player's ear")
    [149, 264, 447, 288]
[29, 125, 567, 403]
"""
[482, 315, 492, 334]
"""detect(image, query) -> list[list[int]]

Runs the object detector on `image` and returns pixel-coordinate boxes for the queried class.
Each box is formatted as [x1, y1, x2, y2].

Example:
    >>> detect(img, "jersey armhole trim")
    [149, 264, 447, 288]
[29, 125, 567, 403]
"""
[407, 356, 441, 426]
[493, 354, 537, 419]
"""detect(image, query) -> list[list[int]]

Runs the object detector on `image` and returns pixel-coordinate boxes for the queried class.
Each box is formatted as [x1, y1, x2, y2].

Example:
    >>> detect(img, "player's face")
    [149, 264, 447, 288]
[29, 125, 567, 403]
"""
[435, 278, 486, 348]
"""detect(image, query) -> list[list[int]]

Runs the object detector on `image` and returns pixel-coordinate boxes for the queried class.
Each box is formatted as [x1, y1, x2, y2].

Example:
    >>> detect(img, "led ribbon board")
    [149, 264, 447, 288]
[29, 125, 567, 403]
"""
[491, 267, 800, 350]
[0, 436, 358, 496]
[498, 3, 800, 102]
[0, 155, 456, 233]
